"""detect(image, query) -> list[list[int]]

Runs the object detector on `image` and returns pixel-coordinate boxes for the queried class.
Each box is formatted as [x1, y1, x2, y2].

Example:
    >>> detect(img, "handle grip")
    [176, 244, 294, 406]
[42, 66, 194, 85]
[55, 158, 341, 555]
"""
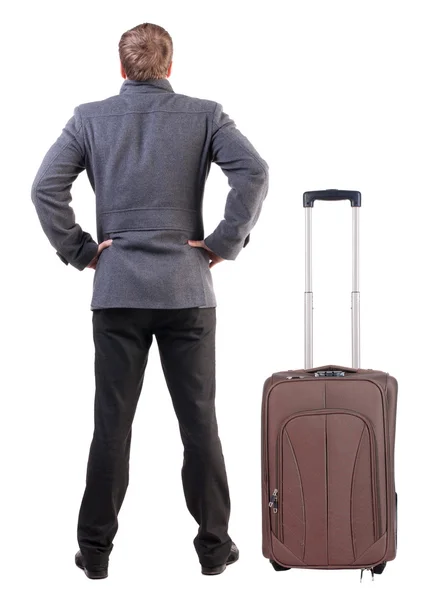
[303, 189, 361, 208]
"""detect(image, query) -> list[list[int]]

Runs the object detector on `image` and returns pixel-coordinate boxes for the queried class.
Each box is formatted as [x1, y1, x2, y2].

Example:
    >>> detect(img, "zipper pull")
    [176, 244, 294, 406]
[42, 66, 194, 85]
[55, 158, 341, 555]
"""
[269, 489, 278, 513]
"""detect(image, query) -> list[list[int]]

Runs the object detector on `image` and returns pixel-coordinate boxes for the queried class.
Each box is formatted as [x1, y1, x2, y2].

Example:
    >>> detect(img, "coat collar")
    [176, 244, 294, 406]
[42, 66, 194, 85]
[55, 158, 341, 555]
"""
[119, 78, 174, 94]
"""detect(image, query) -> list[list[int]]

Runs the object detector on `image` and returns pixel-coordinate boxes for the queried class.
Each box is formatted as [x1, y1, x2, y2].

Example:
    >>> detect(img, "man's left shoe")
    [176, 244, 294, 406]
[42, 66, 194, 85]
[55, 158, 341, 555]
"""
[75, 551, 108, 579]
[201, 543, 240, 576]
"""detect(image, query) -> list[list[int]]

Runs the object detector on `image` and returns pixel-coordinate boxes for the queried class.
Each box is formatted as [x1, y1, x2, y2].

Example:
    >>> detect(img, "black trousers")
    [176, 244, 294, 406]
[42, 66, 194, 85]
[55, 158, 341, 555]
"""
[77, 307, 232, 568]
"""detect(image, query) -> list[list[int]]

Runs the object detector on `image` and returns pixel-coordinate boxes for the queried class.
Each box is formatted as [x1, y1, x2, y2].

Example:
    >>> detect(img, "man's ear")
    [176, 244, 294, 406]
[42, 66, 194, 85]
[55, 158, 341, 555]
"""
[120, 62, 126, 79]
[167, 61, 173, 78]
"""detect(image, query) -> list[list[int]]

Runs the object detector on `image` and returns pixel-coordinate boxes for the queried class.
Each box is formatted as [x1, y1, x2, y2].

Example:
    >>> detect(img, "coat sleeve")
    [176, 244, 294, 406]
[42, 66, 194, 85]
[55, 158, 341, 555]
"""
[30, 107, 99, 271]
[203, 103, 269, 260]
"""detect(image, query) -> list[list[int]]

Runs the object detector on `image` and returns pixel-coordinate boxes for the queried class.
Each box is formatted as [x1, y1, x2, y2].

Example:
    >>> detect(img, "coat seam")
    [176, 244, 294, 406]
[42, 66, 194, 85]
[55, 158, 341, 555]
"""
[99, 207, 197, 214]
[33, 137, 76, 197]
[212, 115, 268, 175]
[83, 109, 214, 119]
[34, 109, 84, 195]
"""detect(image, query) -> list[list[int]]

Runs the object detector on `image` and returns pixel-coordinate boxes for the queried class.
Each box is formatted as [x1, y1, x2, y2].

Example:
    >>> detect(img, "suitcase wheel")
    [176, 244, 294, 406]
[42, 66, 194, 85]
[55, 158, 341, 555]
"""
[372, 562, 387, 575]
[270, 559, 291, 572]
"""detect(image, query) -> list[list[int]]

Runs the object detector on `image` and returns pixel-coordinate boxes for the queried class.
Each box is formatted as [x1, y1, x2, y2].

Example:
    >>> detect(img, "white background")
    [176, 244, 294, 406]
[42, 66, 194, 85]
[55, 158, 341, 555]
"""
[1, 0, 426, 598]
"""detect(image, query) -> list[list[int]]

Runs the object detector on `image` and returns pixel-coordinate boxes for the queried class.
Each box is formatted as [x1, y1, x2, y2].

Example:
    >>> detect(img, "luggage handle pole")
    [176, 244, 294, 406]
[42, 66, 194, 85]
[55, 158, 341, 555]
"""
[304, 207, 313, 369]
[352, 207, 361, 368]
[303, 190, 361, 369]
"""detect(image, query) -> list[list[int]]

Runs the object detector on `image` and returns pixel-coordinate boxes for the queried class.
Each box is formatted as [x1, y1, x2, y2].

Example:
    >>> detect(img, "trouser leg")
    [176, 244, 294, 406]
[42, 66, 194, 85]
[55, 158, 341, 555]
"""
[77, 308, 153, 566]
[155, 307, 232, 567]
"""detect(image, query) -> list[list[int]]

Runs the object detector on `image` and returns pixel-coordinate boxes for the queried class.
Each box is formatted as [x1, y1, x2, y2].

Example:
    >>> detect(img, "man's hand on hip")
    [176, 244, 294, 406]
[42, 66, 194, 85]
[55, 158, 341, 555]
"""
[187, 240, 224, 269]
[86, 239, 113, 269]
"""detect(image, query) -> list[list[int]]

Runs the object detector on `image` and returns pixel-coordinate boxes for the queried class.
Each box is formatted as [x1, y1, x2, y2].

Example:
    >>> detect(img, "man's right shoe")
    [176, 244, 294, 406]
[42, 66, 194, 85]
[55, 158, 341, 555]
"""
[201, 543, 239, 576]
[75, 551, 108, 579]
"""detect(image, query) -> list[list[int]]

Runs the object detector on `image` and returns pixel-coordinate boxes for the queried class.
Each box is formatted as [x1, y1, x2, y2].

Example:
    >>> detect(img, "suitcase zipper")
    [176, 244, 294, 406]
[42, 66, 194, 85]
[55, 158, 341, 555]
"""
[275, 438, 283, 542]
[269, 489, 279, 535]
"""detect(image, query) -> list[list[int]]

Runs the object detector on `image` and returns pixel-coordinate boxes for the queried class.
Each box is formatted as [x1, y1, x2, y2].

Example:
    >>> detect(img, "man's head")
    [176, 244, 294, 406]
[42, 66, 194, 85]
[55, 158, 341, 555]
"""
[118, 23, 173, 81]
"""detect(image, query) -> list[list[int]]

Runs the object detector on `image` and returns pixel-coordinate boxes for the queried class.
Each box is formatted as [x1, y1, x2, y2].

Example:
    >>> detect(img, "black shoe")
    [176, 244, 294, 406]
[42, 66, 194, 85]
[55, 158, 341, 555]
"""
[75, 550, 108, 579]
[201, 543, 239, 576]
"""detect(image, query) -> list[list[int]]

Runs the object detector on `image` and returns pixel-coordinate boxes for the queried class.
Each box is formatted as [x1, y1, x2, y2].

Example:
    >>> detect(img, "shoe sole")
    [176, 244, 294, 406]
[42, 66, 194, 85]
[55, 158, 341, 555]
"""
[75, 556, 108, 579]
[202, 553, 239, 576]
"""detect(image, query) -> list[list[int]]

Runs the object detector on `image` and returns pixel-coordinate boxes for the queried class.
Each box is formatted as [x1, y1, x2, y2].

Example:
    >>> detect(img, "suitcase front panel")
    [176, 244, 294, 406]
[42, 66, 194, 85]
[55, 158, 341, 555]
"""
[274, 410, 380, 566]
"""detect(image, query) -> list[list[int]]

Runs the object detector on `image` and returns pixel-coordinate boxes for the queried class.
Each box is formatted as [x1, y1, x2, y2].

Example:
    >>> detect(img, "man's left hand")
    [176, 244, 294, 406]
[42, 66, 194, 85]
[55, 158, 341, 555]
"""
[86, 239, 113, 269]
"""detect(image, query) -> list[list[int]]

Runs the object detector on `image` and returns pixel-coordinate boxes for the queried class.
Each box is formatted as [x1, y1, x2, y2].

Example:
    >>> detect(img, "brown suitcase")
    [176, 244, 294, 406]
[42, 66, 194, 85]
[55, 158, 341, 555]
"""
[261, 191, 398, 580]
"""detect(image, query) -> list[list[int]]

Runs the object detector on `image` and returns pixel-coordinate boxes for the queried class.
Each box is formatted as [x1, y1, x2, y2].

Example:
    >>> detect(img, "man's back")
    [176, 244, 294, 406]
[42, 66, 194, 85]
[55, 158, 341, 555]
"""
[31, 77, 268, 310]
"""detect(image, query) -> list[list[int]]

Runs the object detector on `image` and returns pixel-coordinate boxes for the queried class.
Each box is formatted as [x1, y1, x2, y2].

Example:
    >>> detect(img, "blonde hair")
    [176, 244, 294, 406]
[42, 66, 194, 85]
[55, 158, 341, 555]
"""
[118, 23, 173, 81]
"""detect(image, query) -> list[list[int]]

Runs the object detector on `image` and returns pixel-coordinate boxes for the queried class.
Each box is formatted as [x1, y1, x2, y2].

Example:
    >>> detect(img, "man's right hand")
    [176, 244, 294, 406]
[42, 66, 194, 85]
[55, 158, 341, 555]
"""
[187, 239, 225, 269]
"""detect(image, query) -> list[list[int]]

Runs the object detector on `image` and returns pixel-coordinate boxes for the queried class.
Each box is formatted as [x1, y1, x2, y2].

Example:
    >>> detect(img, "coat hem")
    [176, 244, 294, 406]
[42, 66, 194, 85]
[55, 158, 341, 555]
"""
[90, 302, 217, 310]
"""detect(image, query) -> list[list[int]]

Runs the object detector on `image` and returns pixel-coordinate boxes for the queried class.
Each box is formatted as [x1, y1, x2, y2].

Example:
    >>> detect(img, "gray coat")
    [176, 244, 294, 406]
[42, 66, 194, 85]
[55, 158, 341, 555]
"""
[31, 77, 269, 309]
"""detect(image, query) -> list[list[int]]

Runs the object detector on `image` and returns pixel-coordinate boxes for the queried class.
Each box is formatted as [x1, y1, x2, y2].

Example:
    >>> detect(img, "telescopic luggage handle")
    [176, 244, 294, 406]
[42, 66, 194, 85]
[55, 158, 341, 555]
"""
[303, 189, 361, 370]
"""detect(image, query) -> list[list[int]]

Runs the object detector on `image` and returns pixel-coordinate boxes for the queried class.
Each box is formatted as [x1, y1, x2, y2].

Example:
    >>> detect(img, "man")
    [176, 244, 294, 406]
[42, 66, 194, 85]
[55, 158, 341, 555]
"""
[31, 22, 269, 578]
